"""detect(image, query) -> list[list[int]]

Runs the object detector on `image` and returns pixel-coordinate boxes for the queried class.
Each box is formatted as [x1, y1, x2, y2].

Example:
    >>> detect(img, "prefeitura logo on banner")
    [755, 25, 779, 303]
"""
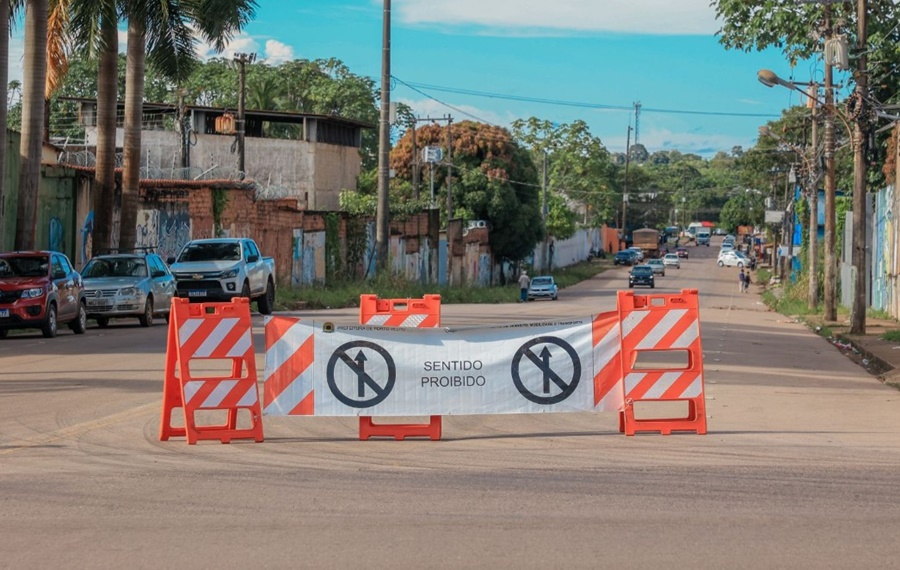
[312, 319, 595, 416]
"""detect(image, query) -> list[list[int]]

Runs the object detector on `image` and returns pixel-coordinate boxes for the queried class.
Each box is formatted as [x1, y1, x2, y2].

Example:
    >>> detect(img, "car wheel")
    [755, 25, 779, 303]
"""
[70, 301, 87, 334]
[96, 317, 110, 329]
[139, 297, 154, 327]
[241, 281, 251, 300]
[41, 303, 58, 338]
[651, 283, 655, 289]
[737, 262, 744, 268]
[0, 329, 8, 339]
[552, 295, 558, 301]
[257, 279, 275, 315]
[717, 261, 724, 267]
[164, 312, 170, 324]
[629, 284, 634, 288]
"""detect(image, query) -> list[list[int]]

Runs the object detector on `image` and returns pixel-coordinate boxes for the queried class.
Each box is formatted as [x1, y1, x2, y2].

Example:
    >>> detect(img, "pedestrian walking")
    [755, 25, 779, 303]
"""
[744, 270, 752, 292]
[738, 269, 746, 293]
[518, 270, 530, 303]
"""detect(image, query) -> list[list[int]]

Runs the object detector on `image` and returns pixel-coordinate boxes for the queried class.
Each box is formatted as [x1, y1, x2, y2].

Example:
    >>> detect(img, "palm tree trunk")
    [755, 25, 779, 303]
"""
[0, 0, 9, 249]
[120, 19, 145, 251]
[91, 13, 119, 253]
[15, 0, 49, 250]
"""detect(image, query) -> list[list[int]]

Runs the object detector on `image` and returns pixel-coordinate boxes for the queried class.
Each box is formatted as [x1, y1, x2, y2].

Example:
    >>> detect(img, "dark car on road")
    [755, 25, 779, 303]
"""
[628, 265, 655, 289]
[614, 250, 637, 266]
[675, 247, 689, 259]
[0, 251, 87, 338]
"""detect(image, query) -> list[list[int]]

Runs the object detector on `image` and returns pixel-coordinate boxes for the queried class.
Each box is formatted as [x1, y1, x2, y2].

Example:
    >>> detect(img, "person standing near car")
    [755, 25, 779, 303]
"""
[738, 269, 746, 293]
[518, 270, 531, 303]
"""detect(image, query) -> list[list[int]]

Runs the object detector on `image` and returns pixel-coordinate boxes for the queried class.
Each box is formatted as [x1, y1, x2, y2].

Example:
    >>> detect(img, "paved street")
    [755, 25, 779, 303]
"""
[2, 243, 899, 569]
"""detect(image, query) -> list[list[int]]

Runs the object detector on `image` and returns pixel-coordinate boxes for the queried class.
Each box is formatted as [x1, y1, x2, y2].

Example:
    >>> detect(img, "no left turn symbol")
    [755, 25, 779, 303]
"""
[511, 336, 581, 405]
[326, 341, 396, 408]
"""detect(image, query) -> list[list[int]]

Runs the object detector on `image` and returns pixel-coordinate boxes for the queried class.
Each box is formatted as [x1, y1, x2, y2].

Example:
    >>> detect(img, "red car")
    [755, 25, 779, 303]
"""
[675, 247, 689, 259]
[0, 251, 87, 338]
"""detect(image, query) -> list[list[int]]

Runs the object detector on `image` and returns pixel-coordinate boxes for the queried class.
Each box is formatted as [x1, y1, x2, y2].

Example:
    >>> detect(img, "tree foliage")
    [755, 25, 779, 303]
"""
[389, 121, 543, 261]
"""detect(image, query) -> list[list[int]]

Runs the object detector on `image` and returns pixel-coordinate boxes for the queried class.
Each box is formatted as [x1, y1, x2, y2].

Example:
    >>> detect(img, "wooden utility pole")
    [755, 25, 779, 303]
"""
[233, 52, 256, 180]
[849, 0, 868, 334]
[542, 152, 549, 273]
[621, 125, 633, 242]
[445, 116, 453, 218]
[808, 98, 819, 311]
[376, 0, 391, 274]
[410, 120, 418, 200]
[823, 5, 838, 322]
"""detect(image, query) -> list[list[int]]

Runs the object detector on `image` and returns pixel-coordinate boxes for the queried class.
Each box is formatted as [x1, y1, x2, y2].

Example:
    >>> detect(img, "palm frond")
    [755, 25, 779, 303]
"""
[145, 0, 196, 82]
[185, 0, 256, 53]
[46, 0, 72, 98]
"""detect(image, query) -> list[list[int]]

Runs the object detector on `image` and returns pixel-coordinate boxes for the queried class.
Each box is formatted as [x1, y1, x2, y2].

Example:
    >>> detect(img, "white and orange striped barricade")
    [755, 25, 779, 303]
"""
[591, 311, 625, 414]
[357, 294, 442, 441]
[616, 288, 707, 435]
[159, 298, 264, 444]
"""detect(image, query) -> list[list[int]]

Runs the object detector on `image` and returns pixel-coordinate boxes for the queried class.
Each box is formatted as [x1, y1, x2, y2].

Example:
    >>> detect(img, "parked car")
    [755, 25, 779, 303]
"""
[81, 251, 176, 328]
[629, 265, 655, 288]
[720, 242, 735, 253]
[0, 251, 87, 338]
[662, 253, 681, 269]
[647, 258, 666, 276]
[614, 250, 636, 266]
[168, 238, 276, 314]
[527, 276, 558, 301]
[717, 250, 749, 268]
[675, 247, 689, 259]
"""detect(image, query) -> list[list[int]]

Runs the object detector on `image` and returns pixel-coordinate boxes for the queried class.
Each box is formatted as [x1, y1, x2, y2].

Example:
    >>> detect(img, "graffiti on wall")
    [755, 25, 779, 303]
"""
[80, 211, 94, 265]
[49, 217, 65, 253]
[136, 205, 192, 260]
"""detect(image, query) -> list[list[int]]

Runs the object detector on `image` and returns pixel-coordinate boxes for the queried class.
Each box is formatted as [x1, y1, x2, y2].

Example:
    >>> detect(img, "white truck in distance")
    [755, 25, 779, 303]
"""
[167, 238, 276, 314]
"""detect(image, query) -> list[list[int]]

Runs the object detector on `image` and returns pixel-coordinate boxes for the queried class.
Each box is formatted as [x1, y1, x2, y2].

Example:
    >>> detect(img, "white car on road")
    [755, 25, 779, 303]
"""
[717, 250, 750, 268]
[662, 253, 680, 269]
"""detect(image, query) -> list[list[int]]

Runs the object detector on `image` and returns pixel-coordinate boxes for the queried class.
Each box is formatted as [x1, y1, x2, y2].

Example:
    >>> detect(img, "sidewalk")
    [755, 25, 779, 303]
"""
[756, 270, 900, 388]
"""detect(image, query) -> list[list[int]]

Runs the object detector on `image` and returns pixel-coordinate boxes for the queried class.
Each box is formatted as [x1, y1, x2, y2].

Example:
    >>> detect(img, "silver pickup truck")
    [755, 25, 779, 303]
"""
[167, 238, 276, 314]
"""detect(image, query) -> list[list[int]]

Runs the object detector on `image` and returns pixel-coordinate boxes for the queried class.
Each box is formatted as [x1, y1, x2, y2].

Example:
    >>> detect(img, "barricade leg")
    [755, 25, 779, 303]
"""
[359, 416, 442, 441]
[159, 317, 186, 441]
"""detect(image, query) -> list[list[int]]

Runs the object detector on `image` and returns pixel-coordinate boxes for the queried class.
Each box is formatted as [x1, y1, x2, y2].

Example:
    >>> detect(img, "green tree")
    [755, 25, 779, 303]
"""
[390, 121, 543, 262]
[720, 191, 765, 231]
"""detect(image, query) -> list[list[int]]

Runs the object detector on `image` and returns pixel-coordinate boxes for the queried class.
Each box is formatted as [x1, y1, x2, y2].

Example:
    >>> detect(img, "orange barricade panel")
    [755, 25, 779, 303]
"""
[159, 298, 264, 444]
[358, 294, 442, 441]
[616, 289, 707, 436]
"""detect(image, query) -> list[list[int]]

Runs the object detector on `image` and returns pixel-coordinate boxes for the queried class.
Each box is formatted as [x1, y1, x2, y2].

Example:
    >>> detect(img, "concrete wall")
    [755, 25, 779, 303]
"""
[85, 127, 358, 209]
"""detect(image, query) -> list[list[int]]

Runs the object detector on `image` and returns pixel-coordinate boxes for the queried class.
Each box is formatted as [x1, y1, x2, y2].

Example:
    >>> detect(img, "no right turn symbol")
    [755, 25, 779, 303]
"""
[510, 336, 582, 405]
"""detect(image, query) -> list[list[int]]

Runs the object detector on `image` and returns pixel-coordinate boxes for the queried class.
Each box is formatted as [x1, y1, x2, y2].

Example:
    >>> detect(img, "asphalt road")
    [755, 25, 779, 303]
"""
[2, 239, 899, 569]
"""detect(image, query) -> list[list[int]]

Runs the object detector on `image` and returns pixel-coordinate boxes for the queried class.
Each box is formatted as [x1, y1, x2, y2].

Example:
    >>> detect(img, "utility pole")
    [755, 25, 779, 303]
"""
[410, 119, 418, 200]
[621, 125, 633, 243]
[233, 52, 256, 180]
[823, 4, 837, 322]
[376, 0, 391, 274]
[542, 152, 549, 273]
[445, 115, 453, 219]
[808, 95, 819, 311]
[849, 0, 868, 334]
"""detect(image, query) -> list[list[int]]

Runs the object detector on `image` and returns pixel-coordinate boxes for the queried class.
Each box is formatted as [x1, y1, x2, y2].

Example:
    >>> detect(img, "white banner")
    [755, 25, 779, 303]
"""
[265, 317, 602, 417]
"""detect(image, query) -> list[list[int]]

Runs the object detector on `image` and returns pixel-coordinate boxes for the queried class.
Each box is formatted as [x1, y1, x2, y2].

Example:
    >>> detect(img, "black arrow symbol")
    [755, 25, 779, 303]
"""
[355, 350, 367, 397]
[540, 346, 552, 394]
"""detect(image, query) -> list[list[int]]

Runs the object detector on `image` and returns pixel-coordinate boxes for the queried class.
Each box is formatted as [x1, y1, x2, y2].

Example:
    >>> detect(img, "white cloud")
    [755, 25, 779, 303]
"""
[195, 32, 260, 60]
[605, 127, 749, 157]
[263, 40, 295, 65]
[394, 0, 718, 36]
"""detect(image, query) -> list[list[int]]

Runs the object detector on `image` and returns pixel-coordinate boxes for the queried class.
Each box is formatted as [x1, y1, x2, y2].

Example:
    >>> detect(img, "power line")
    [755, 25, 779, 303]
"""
[395, 79, 781, 119]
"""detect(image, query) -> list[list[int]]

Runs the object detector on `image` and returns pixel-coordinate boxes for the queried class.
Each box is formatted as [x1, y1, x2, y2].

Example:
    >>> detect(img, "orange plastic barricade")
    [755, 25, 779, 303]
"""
[616, 289, 707, 436]
[159, 298, 264, 444]
[358, 294, 442, 441]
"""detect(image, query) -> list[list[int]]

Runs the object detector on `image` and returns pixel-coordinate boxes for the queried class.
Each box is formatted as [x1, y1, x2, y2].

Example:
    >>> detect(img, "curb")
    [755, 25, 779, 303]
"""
[836, 333, 895, 377]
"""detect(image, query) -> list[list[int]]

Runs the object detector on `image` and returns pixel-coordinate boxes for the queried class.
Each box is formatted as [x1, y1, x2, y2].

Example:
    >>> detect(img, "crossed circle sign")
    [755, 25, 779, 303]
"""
[510, 336, 582, 405]
[326, 340, 396, 408]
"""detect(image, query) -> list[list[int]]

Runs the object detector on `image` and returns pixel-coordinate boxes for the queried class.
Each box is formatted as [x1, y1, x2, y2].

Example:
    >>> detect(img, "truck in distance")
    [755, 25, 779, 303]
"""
[631, 228, 661, 259]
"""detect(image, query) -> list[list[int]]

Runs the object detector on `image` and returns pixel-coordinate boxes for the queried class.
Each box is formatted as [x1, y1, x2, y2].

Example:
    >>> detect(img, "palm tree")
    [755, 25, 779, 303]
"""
[14, 0, 48, 250]
[0, 1, 14, 249]
[118, 0, 257, 250]
[68, 0, 118, 252]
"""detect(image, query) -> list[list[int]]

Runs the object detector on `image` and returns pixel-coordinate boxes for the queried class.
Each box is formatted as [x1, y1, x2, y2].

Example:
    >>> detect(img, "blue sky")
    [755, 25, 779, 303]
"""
[10, 1, 849, 157]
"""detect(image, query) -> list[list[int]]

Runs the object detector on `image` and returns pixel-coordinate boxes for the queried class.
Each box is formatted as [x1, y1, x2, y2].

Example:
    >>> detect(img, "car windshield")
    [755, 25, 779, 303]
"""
[632, 267, 652, 275]
[0, 256, 49, 278]
[83, 257, 147, 278]
[649, 259, 663, 265]
[531, 277, 552, 286]
[177, 242, 241, 262]
[665, 255, 678, 259]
